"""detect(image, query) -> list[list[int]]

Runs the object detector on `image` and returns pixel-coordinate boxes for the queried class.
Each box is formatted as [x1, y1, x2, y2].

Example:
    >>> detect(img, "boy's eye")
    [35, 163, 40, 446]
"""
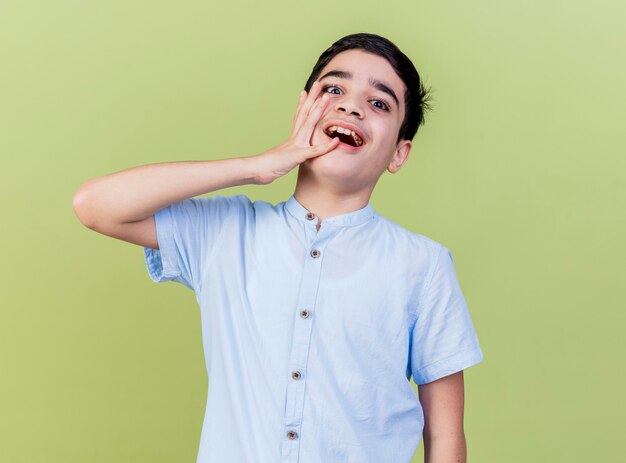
[323, 85, 342, 95]
[371, 100, 389, 111]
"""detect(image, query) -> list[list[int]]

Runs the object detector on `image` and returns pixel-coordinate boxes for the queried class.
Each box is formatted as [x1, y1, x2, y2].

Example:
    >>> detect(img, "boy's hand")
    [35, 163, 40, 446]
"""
[250, 81, 340, 185]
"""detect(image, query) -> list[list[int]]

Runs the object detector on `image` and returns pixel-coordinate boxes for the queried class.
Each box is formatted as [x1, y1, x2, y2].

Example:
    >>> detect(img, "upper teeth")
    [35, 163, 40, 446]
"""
[325, 125, 363, 146]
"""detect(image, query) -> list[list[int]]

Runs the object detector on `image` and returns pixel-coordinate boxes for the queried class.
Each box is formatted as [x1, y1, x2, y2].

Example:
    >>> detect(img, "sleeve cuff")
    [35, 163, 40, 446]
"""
[413, 346, 484, 385]
[143, 206, 181, 283]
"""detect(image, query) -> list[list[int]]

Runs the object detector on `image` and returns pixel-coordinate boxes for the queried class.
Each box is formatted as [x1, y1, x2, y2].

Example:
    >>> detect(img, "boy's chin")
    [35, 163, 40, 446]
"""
[304, 150, 358, 176]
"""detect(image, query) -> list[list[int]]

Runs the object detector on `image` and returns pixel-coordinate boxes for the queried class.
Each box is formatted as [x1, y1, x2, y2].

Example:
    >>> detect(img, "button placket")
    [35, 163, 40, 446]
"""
[281, 231, 329, 462]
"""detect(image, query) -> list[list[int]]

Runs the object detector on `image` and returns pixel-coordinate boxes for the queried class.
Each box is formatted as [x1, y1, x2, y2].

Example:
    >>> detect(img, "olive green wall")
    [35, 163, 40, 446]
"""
[1, 1, 624, 461]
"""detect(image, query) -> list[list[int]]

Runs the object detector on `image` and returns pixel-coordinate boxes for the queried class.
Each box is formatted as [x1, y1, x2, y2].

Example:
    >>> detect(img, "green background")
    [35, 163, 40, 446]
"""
[1, 1, 624, 461]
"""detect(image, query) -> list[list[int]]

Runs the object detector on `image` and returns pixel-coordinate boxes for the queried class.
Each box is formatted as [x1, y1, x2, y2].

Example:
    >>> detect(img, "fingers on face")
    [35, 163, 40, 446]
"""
[305, 92, 328, 128]
[294, 82, 324, 133]
[298, 93, 329, 144]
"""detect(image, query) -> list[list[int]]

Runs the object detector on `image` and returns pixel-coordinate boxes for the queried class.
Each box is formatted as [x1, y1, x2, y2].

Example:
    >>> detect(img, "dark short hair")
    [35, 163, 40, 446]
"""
[304, 32, 432, 143]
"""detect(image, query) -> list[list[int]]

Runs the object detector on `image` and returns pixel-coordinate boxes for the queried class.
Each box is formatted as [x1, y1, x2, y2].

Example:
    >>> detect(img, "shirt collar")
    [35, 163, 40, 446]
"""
[285, 194, 376, 228]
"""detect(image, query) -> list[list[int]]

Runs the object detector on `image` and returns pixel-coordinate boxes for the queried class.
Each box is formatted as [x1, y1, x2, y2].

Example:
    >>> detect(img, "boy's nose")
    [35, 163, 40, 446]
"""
[334, 101, 364, 119]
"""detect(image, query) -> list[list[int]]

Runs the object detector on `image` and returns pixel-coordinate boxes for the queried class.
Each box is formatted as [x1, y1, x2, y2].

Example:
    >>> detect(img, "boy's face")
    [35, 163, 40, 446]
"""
[306, 49, 412, 188]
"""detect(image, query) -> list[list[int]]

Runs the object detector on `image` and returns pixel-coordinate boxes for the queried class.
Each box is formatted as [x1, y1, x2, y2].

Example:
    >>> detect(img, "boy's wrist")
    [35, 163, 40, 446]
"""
[239, 155, 264, 185]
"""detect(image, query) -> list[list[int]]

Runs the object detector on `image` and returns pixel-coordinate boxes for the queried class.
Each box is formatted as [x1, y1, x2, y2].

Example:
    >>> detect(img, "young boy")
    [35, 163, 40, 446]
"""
[73, 32, 483, 463]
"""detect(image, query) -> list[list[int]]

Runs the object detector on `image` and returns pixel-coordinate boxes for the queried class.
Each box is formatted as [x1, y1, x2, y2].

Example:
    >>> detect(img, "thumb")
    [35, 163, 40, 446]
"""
[308, 136, 340, 158]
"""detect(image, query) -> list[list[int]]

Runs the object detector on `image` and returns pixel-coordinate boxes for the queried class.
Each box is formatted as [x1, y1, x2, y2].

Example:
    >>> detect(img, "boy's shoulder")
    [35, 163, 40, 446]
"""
[196, 192, 253, 206]
[198, 193, 273, 210]
[373, 211, 448, 255]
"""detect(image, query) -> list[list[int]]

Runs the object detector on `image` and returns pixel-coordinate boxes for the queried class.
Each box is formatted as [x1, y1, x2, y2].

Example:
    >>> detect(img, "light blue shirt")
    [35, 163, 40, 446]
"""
[144, 193, 483, 463]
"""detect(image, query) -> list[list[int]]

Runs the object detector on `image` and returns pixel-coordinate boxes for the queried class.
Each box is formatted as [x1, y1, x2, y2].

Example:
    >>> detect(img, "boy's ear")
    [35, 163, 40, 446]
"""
[386, 139, 412, 174]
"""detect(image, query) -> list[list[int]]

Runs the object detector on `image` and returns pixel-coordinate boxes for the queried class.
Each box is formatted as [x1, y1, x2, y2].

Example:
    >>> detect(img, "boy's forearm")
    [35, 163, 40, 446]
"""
[423, 433, 467, 463]
[73, 156, 258, 227]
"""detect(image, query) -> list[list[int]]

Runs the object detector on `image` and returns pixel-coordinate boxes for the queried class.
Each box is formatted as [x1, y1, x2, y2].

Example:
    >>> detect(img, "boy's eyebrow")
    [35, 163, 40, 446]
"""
[318, 69, 400, 108]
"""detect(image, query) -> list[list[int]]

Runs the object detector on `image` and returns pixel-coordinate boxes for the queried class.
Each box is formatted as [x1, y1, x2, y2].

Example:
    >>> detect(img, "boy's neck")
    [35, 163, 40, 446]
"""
[292, 172, 374, 226]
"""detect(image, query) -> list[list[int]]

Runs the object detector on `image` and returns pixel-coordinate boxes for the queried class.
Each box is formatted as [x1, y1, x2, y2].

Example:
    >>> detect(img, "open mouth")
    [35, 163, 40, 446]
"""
[323, 124, 365, 148]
